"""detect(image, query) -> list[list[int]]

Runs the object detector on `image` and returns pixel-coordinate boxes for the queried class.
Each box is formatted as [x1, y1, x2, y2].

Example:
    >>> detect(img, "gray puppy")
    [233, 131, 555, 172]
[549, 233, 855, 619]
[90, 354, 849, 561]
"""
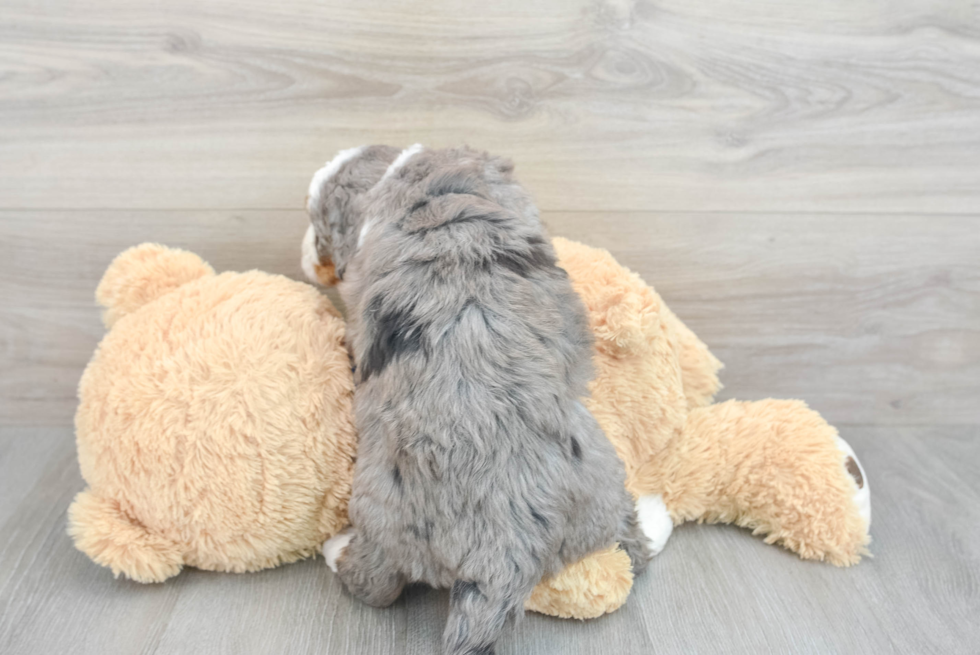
[302, 145, 654, 655]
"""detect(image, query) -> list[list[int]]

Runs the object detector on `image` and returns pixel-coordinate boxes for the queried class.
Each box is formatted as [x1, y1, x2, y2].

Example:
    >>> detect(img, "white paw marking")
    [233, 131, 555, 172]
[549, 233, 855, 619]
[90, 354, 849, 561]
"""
[301, 224, 321, 285]
[380, 144, 423, 183]
[307, 146, 366, 212]
[636, 494, 673, 555]
[322, 530, 354, 573]
[836, 436, 871, 527]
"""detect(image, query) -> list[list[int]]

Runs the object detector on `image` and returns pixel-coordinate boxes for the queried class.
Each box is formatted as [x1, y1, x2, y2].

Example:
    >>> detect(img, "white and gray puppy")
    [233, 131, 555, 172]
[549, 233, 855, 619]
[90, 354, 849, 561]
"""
[303, 145, 653, 655]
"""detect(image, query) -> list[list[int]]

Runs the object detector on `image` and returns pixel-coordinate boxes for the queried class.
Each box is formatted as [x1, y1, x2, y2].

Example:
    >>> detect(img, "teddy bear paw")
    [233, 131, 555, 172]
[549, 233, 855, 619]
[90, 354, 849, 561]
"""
[636, 494, 674, 555]
[322, 530, 354, 573]
[835, 436, 871, 527]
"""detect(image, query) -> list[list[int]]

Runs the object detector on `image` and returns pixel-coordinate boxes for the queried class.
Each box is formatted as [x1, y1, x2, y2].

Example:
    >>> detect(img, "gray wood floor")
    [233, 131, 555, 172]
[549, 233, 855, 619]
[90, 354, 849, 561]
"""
[1, 0, 978, 653]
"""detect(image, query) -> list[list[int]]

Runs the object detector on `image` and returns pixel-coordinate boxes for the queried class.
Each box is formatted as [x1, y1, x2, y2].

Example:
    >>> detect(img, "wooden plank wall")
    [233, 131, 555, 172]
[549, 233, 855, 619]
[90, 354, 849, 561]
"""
[1, 0, 978, 653]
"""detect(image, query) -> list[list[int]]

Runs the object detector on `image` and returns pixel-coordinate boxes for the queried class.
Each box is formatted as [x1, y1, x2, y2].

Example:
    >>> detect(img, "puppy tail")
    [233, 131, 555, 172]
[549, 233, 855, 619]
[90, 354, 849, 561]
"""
[444, 577, 535, 655]
[67, 489, 183, 583]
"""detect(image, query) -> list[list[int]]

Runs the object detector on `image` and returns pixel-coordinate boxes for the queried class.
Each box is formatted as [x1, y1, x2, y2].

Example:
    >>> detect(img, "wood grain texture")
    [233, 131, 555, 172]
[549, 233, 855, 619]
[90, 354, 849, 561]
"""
[1, 0, 979, 212]
[549, 212, 980, 427]
[1, 426, 978, 654]
[2, 0, 979, 652]
[2, 210, 976, 427]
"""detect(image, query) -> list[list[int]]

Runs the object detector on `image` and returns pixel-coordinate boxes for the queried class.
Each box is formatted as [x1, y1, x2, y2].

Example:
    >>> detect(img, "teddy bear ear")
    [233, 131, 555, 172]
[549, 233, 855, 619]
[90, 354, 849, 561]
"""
[95, 243, 214, 328]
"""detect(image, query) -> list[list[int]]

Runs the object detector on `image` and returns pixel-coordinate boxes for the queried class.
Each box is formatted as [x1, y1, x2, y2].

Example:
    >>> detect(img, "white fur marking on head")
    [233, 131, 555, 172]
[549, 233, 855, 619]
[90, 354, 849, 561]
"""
[636, 494, 673, 555]
[380, 143, 424, 183]
[357, 218, 375, 248]
[836, 436, 871, 527]
[301, 224, 321, 285]
[322, 530, 354, 573]
[307, 146, 367, 212]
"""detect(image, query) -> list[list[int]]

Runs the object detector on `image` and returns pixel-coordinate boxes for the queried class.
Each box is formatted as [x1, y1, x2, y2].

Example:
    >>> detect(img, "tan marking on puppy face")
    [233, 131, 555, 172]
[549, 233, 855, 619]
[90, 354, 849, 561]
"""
[301, 223, 338, 286]
[314, 259, 341, 286]
[845, 456, 864, 489]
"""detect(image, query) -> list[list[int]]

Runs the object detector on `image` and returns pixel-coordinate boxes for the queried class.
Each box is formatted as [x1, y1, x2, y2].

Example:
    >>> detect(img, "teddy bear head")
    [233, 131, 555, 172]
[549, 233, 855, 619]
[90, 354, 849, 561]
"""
[69, 244, 357, 583]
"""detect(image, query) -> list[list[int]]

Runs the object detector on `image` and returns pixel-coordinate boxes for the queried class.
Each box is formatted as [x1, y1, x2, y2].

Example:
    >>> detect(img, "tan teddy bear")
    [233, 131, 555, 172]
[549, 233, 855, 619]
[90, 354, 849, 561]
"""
[69, 240, 870, 621]
[524, 238, 870, 618]
[69, 244, 358, 583]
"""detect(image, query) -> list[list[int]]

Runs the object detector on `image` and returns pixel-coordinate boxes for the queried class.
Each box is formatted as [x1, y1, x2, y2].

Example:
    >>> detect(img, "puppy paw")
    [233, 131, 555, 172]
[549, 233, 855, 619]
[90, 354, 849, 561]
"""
[835, 436, 871, 527]
[636, 494, 673, 555]
[322, 530, 354, 573]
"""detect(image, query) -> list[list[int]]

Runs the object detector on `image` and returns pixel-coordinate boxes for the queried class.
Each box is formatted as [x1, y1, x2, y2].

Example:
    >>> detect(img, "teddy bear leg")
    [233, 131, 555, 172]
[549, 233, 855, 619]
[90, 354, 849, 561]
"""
[835, 436, 871, 527]
[329, 528, 406, 608]
[67, 489, 183, 583]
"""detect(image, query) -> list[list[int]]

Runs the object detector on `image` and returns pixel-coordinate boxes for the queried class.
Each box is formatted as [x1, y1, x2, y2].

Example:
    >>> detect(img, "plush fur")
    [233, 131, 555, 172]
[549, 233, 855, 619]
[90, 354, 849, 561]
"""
[303, 145, 870, 620]
[551, 238, 871, 567]
[69, 244, 357, 582]
[306, 145, 651, 654]
[68, 210, 871, 628]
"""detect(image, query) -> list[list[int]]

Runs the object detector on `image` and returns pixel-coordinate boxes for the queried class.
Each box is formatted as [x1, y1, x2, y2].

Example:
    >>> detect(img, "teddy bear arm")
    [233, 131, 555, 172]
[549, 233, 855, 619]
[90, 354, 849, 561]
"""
[657, 301, 724, 410]
[524, 545, 633, 619]
[67, 489, 184, 583]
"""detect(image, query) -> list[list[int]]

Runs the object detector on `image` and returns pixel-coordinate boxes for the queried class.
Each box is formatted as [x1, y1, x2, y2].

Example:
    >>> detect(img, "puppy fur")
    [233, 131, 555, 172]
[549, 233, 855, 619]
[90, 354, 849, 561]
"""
[306, 145, 651, 655]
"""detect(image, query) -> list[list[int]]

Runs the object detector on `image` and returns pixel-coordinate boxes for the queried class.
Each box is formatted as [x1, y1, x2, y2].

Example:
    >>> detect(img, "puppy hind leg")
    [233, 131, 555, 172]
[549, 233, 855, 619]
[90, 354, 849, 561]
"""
[333, 529, 406, 608]
[615, 492, 655, 576]
[444, 577, 534, 655]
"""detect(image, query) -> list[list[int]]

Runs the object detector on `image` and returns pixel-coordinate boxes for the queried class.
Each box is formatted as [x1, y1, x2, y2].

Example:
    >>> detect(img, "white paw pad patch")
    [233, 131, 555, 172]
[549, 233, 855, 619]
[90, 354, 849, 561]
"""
[322, 530, 354, 573]
[636, 494, 673, 555]
[836, 436, 871, 527]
